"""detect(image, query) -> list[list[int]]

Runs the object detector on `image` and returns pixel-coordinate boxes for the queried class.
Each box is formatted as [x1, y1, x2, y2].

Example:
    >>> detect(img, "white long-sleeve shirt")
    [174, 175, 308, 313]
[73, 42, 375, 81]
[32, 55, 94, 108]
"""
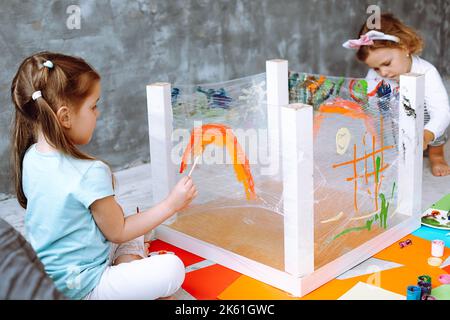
[366, 55, 450, 141]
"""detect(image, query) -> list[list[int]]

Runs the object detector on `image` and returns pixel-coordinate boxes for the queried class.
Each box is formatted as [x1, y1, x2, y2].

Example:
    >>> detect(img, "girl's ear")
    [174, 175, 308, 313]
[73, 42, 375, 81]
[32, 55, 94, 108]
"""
[56, 106, 71, 129]
[401, 47, 410, 57]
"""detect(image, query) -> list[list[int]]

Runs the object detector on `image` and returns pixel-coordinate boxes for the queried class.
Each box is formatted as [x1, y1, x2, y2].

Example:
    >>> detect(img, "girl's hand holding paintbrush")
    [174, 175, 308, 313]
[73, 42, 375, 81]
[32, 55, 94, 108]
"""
[165, 156, 199, 212]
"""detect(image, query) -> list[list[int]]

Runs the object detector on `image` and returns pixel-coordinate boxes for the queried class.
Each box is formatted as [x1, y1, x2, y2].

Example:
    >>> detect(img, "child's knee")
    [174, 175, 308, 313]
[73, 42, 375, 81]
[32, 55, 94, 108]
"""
[160, 254, 185, 295]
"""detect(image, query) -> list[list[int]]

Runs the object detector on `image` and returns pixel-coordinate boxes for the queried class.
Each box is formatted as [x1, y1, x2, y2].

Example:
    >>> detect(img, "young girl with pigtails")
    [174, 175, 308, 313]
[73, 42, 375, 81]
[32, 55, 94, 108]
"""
[11, 52, 197, 299]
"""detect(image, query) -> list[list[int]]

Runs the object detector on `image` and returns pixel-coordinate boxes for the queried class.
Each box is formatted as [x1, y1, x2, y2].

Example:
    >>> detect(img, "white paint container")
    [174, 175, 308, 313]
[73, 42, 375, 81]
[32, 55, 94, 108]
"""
[431, 239, 445, 257]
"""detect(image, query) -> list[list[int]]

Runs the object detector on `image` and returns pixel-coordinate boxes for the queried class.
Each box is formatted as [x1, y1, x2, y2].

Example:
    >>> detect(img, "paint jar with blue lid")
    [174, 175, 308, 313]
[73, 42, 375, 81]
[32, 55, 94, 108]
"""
[406, 285, 421, 300]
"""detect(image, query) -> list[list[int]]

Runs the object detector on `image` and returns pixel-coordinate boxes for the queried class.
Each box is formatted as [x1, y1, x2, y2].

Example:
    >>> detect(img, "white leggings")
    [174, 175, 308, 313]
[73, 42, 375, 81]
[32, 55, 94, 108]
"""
[84, 236, 185, 300]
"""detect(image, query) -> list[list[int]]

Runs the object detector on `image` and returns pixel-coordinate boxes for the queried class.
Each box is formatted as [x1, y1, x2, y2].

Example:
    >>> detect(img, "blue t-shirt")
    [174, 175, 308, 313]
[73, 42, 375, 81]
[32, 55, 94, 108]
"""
[23, 144, 114, 299]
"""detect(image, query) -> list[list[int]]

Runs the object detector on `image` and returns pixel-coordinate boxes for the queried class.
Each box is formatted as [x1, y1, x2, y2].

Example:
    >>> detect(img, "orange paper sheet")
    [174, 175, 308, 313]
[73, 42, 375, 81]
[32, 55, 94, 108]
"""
[183, 264, 241, 300]
[218, 235, 450, 300]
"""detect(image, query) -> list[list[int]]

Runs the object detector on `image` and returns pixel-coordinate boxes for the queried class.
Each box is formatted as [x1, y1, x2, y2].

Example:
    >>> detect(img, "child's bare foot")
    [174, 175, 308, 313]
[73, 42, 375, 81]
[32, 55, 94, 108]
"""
[113, 254, 143, 265]
[430, 157, 450, 176]
[428, 145, 450, 177]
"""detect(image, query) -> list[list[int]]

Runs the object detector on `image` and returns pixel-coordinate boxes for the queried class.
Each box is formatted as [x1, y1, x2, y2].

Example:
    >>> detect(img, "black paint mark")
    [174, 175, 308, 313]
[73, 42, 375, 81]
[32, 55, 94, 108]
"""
[402, 142, 406, 162]
[402, 96, 416, 118]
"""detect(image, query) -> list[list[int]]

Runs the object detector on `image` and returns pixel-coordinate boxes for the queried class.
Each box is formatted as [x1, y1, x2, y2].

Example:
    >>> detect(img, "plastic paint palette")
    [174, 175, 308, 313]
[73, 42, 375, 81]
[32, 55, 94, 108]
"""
[421, 208, 450, 230]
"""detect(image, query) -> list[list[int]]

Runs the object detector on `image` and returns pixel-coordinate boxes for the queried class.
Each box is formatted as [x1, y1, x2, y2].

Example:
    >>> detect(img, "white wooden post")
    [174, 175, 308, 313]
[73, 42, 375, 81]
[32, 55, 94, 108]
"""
[147, 83, 177, 224]
[264, 59, 288, 176]
[397, 73, 425, 217]
[281, 103, 314, 276]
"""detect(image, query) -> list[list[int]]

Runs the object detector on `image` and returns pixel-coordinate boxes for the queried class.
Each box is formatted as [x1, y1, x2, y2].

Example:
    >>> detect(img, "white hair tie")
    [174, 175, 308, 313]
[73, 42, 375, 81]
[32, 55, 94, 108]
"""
[43, 60, 54, 69]
[32, 91, 42, 101]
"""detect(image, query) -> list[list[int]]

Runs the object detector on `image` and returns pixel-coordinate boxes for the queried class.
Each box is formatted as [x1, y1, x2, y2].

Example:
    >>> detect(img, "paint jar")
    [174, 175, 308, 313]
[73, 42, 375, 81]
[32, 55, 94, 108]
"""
[417, 275, 431, 284]
[431, 239, 444, 257]
[406, 285, 421, 300]
[418, 281, 431, 298]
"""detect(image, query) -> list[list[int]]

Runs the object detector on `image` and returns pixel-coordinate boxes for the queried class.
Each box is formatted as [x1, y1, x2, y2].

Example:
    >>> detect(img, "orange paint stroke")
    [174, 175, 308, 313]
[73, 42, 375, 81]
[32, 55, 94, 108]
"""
[332, 123, 392, 212]
[332, 112, 392, 216]
[307, 75, 326, 94]
[364, 152, 368, 184]
[332, 145, 394, 169]
[375, 115, 386, 212]
[372, 135, 379, 211]
[363, 133, 368, 184]
[179, 123, 256, 200]
[346, 164, 390, 181]
[380, 115, 384, 168]
[353, 144, 358, 212]
[313, 98, 377, 138]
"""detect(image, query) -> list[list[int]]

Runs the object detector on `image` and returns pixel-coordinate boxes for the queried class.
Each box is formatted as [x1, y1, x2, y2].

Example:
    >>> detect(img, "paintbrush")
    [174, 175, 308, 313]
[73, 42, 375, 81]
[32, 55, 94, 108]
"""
[188, 156, 200, 177]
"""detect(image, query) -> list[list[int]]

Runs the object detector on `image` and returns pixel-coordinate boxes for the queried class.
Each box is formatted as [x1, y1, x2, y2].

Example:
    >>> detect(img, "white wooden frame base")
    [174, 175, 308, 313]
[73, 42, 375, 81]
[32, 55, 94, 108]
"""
[156, 215, 419, 297]
[148, 64, 424, 298]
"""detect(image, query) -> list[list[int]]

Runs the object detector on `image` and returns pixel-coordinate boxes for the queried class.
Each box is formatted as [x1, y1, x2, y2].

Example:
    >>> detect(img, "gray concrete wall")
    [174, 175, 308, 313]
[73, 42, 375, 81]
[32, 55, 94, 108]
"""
[1, 0, 449, 196]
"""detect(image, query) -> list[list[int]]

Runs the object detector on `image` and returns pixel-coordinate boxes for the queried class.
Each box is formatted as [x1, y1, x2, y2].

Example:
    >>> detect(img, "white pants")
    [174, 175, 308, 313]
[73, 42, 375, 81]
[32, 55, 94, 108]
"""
[84, 236, 185, 300]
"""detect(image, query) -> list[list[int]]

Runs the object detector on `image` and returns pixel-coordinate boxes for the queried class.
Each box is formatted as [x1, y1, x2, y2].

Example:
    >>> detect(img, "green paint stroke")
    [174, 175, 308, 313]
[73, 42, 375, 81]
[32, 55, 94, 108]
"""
[352, 79, 369, 108]
[334, 218, 375, 240]
[332, 181, 396, 241]
[366, 218, 374, 231]
[391, 181, 396, 198]
[379, 193, 388, 229]
[334, 77, 345, 96]
[333, 225, 370, 240]
[354, 80, 368, 96]
[375, 156, 381, 184]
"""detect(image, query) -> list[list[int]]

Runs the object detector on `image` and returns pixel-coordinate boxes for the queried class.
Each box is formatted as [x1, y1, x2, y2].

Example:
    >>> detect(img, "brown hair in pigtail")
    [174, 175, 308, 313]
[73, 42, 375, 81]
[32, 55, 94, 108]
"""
[11, 51, 105, 208]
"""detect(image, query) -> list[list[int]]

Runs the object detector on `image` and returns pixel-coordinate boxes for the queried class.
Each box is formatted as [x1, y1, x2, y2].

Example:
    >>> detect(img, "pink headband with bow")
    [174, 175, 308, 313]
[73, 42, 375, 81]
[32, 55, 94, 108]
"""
[342, 30, 400, 50]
